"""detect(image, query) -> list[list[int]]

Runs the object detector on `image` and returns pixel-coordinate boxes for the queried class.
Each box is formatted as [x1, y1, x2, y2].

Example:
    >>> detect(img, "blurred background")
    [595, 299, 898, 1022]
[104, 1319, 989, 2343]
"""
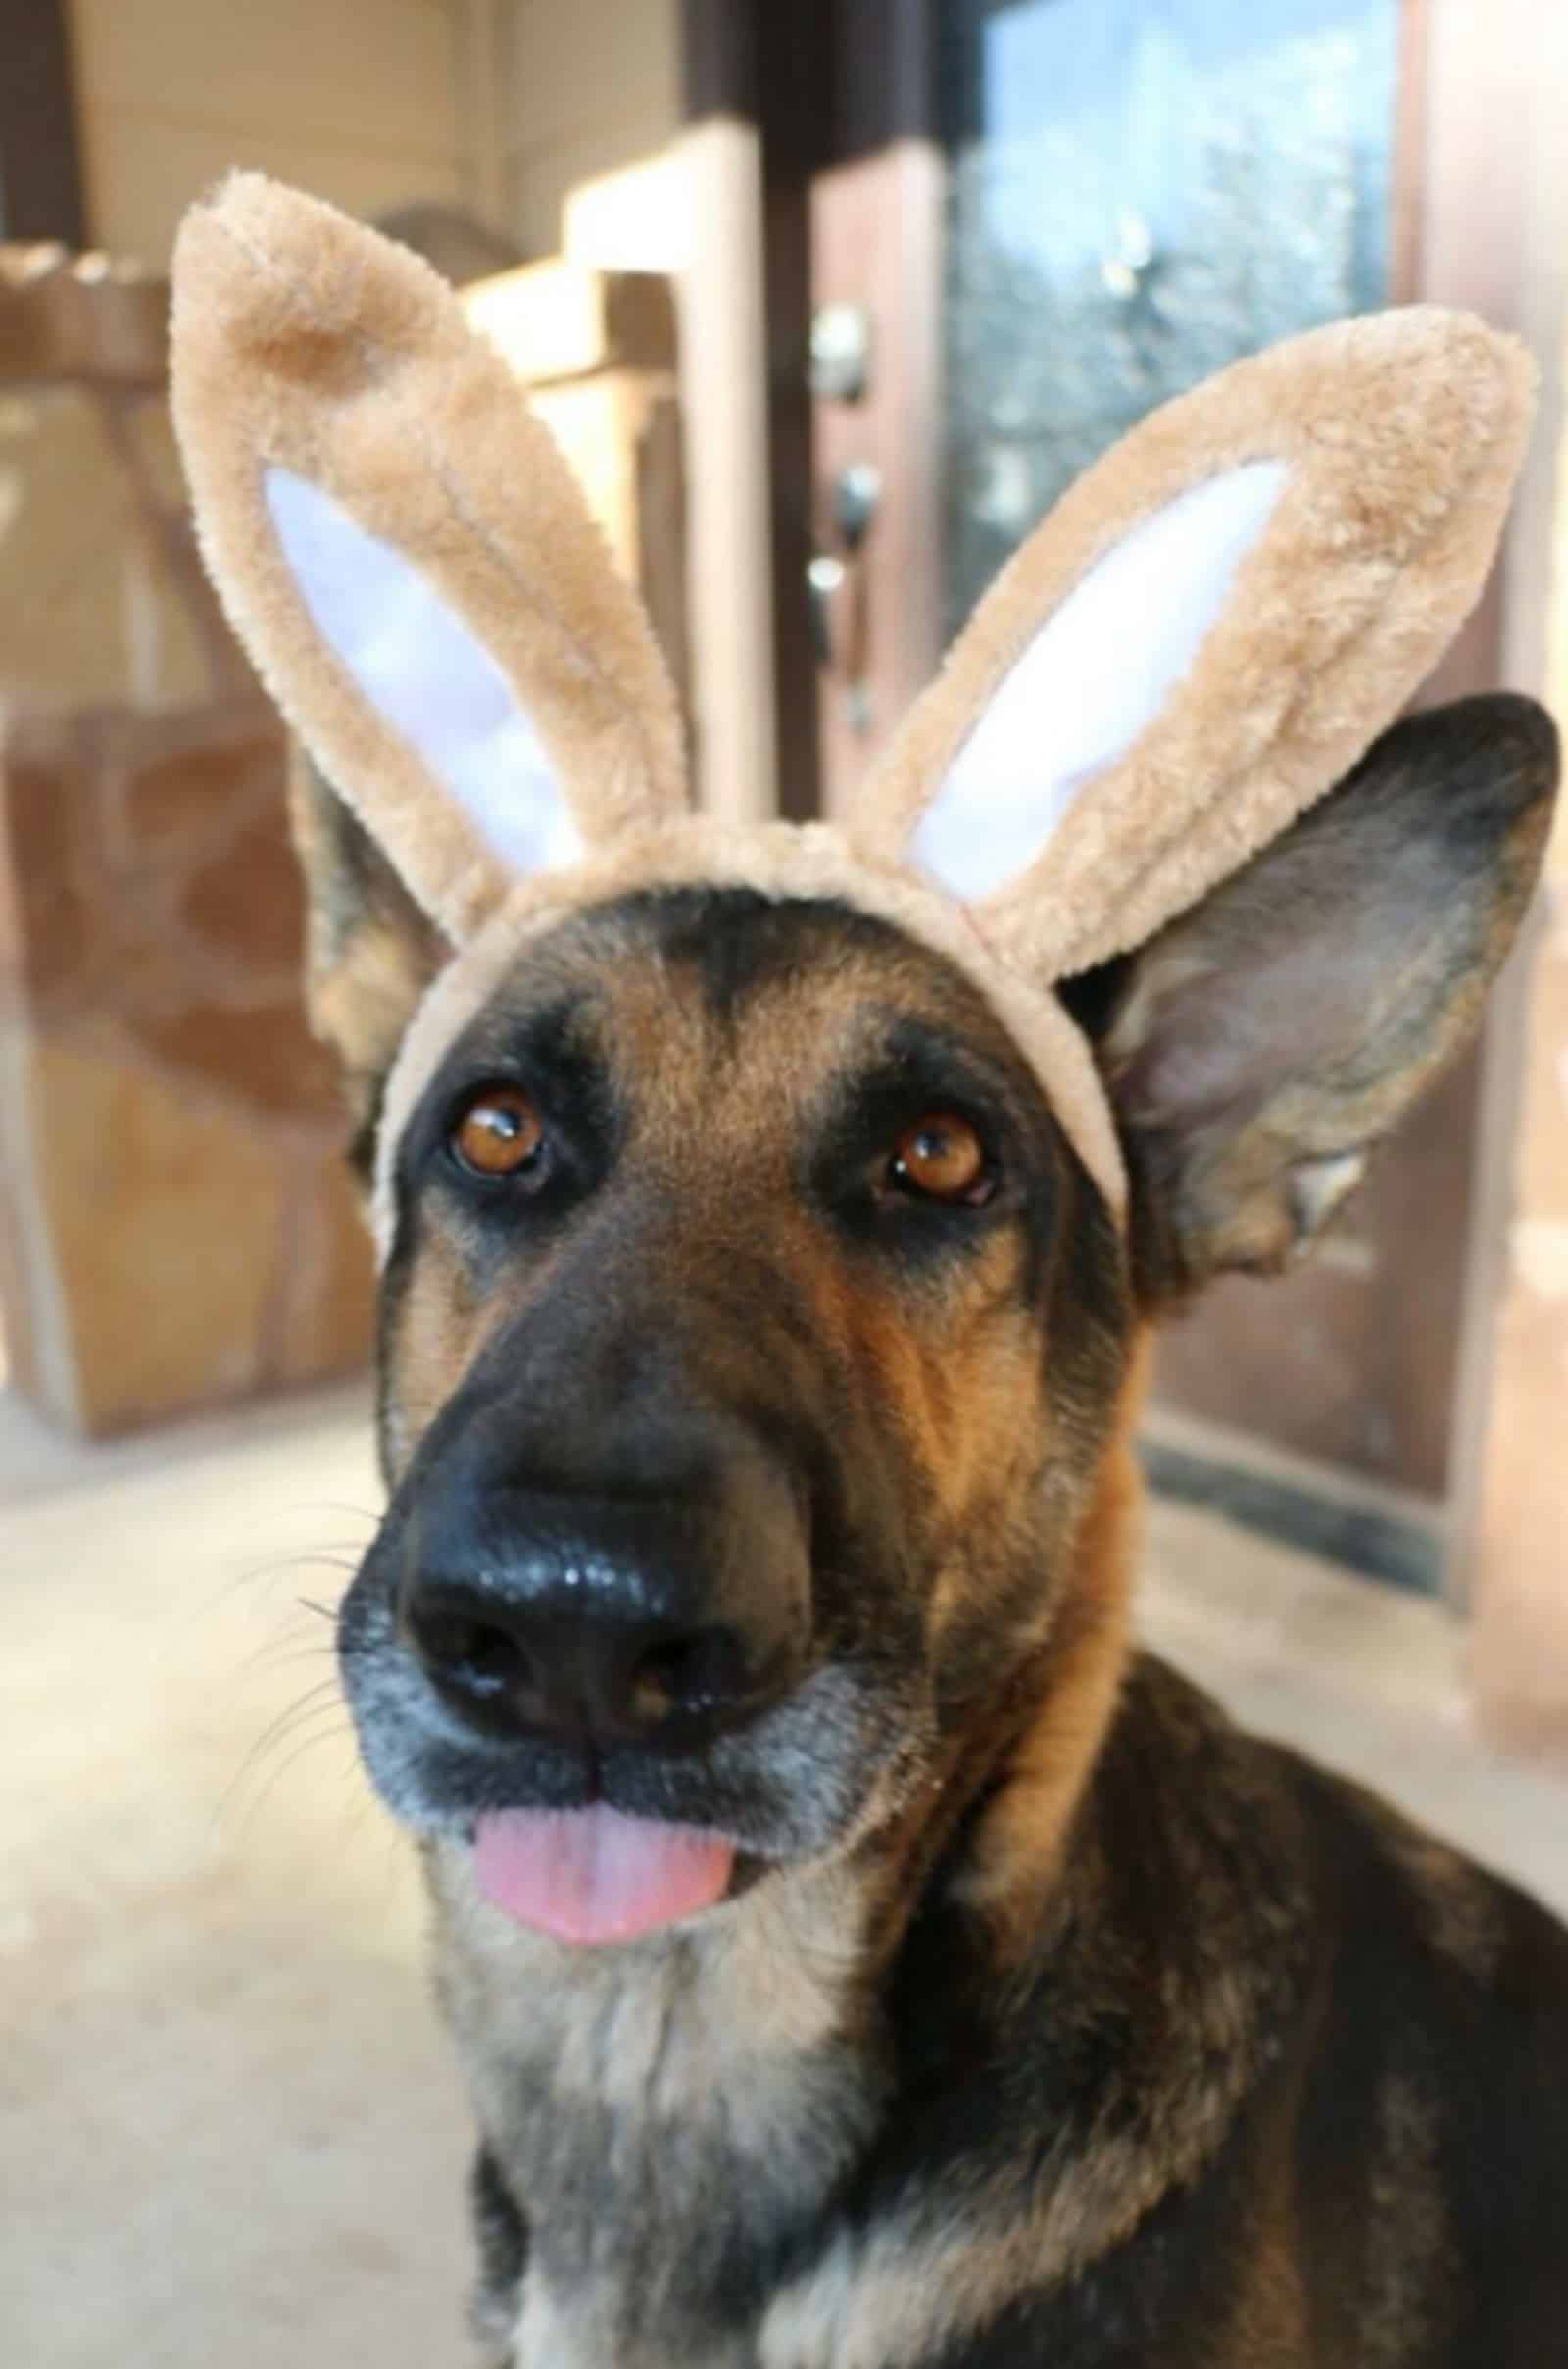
[2, 4, 1566, 2362]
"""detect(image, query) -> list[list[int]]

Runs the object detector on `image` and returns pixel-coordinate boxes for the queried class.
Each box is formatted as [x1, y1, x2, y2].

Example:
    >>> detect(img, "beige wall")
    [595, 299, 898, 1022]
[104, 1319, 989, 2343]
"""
[68, 0, 466, 267]
[498, 0, 681, 259]
[493, 0, 776, 823]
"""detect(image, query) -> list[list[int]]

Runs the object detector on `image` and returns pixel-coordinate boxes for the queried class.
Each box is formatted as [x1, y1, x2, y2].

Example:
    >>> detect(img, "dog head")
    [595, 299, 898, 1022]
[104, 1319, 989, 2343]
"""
[171, 177, 1554, 1946]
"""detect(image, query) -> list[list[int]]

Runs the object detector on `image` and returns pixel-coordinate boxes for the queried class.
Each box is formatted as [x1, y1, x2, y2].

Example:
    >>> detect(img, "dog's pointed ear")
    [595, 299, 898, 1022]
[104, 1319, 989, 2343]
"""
[170, 173, 689, 967]
[1058, 695, 1557, 1298]
[848, 309, 1537, 986]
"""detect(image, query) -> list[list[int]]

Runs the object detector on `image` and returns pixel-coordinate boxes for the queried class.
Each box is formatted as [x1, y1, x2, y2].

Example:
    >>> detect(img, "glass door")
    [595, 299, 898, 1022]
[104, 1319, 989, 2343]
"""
[939, 0, 1399, 633]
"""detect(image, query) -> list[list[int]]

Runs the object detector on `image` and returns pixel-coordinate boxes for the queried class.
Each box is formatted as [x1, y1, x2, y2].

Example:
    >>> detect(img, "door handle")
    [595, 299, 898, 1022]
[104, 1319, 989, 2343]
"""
[809, 463, 881, 730]
[831, 460, 880, 548]
[807, 553, 848, 670]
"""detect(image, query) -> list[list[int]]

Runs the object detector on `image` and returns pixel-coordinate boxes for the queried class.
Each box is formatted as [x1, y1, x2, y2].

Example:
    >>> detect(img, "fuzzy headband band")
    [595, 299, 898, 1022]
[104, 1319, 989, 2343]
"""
[169, 173, 1536, 1238]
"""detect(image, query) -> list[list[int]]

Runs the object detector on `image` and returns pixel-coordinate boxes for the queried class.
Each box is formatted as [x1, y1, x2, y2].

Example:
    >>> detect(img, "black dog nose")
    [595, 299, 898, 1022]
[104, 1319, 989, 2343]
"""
[405, 1553, 791, 1752]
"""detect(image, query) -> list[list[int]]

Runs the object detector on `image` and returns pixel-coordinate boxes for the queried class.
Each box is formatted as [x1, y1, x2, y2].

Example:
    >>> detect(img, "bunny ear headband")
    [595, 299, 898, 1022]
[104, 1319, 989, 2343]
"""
[170, 173, 1536, 1238]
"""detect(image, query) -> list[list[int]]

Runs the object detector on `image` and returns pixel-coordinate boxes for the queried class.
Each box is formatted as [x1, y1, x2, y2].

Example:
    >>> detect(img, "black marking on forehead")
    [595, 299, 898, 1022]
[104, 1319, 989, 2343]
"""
[578, 883, 989, 1033]
[413, 887, 1025, 1092]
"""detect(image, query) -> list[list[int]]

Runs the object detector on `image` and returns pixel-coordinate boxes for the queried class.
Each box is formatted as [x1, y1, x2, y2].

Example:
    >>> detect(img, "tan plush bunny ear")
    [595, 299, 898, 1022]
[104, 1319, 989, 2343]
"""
[170, 173, 689, 943]
[849, 308, 1536, 980]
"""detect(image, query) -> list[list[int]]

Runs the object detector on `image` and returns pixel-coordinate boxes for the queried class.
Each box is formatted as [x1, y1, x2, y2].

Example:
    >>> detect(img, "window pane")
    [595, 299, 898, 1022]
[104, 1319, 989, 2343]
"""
[938, 0, 1400, 633]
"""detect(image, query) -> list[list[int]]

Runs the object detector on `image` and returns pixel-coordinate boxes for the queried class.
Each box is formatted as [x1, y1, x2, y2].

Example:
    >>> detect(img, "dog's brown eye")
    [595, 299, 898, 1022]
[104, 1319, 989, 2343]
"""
[451, 1085, 544, 1178]
[887, 1114, 992, 1205]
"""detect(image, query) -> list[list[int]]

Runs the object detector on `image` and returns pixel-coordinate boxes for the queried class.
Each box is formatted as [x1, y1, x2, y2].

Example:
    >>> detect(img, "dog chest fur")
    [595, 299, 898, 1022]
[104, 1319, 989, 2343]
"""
[431, 1844, 890, 2364]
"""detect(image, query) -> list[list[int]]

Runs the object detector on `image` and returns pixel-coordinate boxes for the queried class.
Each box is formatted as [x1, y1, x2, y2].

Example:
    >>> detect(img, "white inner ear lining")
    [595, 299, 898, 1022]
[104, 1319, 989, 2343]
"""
[264, 467, 583, 878]
[911, 458, 1291, 904]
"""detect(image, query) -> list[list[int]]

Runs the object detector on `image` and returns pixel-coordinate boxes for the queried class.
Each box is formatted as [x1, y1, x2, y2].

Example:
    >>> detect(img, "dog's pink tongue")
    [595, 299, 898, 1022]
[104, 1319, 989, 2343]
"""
[473, 1805, 735, 1944]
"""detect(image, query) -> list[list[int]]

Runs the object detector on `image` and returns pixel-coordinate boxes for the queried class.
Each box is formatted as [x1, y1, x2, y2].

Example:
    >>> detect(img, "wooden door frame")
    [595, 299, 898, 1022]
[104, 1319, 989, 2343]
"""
[681, 0, 834, 821]
[0, 0, 87, 245]
[807, 0, 945, 811]
[680, 0, 946, 821]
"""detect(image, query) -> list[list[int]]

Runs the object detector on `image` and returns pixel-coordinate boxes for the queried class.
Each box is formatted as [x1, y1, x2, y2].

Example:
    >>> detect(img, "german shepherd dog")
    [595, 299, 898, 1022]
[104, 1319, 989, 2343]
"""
[304, 693, 1566, 2369]
[167, 180, 1568, 2366]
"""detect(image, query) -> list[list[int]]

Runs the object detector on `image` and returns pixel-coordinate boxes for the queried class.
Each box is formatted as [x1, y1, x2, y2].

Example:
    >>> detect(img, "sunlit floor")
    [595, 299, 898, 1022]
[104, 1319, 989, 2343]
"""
[4, 1382, 1565, 2368]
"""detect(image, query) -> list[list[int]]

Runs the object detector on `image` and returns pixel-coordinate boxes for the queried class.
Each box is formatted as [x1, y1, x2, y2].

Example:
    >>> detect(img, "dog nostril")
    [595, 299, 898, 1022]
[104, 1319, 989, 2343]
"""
[406, 1580, 779, 1746]
[629, 1627, 751, 1725]
[413, 1604, 529, 1698]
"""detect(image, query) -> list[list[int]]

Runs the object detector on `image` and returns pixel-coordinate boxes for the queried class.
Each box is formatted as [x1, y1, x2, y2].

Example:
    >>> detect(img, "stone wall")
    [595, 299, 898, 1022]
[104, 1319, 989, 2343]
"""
[0, 244, 688, 1437]
[0, 248, 372, 1433]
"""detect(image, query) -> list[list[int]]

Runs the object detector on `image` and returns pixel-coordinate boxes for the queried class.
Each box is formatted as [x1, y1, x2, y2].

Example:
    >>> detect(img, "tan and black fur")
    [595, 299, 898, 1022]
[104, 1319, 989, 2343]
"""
[164, 177, 1568, 2368]
[322, 699, 1568, 2369]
